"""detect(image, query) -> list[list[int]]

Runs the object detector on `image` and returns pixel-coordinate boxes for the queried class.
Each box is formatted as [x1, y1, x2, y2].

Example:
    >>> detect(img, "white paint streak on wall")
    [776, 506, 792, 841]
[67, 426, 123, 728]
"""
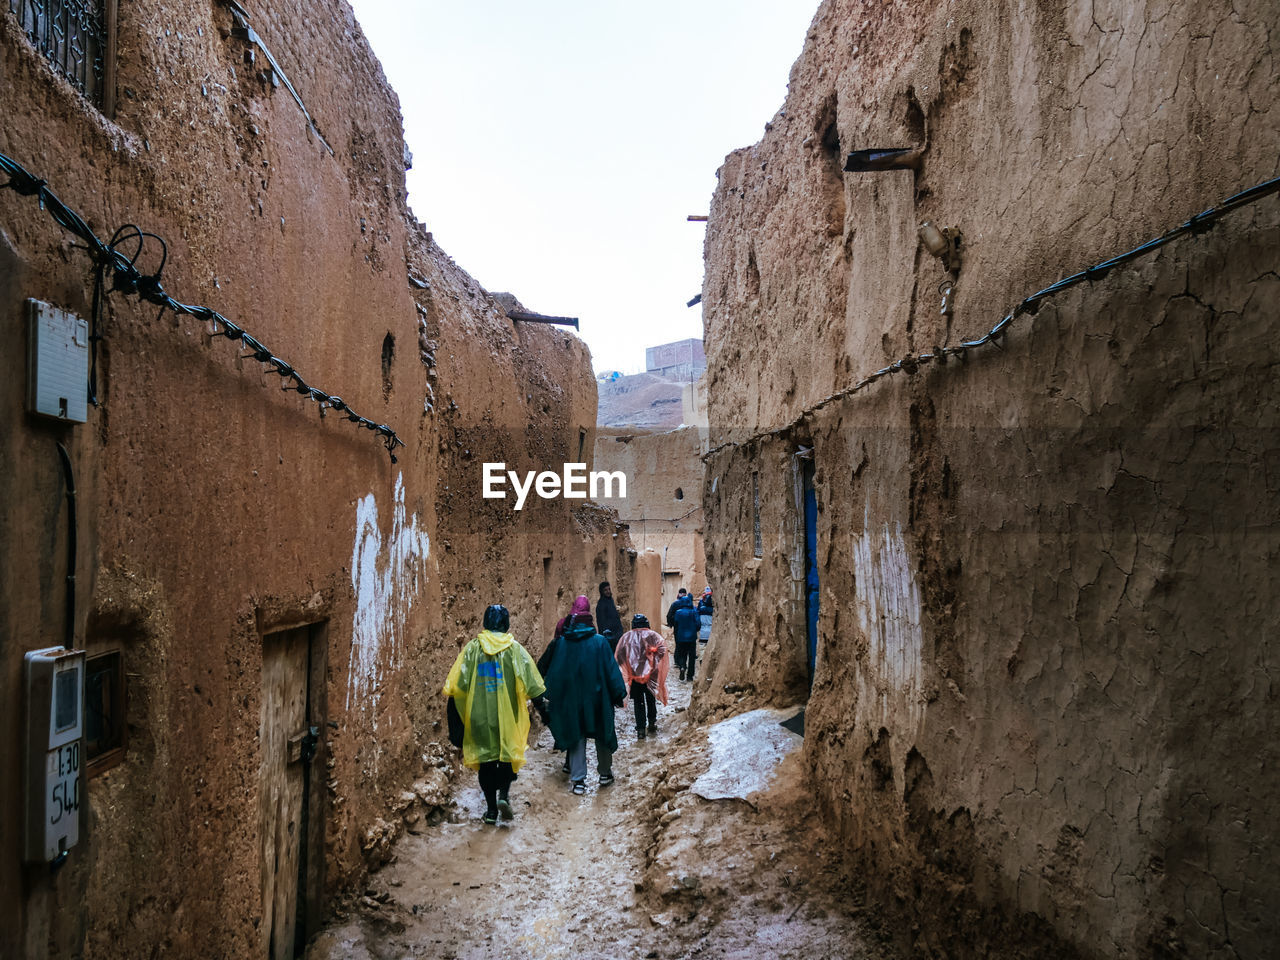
[347, 473, 431, 735]
[852, 501, 924, 730]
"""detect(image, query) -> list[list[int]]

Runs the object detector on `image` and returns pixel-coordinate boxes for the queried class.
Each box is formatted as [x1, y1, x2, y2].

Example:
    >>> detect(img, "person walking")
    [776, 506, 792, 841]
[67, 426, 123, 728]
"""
[595, 581, 625, 650]
[543, 610, 627, 794]
[539, 594, 594, 776]
[697, 587, 714, 645]
[671, 592, 700, 682]
[665, 587, 688, 632]
[443, 605, 549, 825]
[614, 614, 668, 738]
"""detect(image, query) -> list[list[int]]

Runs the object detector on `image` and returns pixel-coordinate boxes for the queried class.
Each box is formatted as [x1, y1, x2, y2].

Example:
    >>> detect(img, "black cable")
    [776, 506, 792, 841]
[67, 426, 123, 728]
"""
[1, 151, 405, 462]
[55, 442, 77, 650]
[704, 170, 1280, 459]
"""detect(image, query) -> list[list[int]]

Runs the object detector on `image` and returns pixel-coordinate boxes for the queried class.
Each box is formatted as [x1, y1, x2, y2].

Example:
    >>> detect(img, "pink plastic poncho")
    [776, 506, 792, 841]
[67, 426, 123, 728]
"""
[614, 627, 669, 705]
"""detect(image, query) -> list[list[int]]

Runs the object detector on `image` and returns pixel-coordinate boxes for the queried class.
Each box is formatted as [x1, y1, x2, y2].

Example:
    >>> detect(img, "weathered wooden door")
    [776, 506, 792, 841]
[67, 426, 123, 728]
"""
[260, 627, 311, 959]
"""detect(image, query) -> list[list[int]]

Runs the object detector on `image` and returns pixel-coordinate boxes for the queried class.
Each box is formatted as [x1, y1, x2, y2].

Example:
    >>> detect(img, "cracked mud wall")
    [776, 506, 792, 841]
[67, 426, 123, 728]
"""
[699, 1, 1280, 957]
[0, 3, 629, 957]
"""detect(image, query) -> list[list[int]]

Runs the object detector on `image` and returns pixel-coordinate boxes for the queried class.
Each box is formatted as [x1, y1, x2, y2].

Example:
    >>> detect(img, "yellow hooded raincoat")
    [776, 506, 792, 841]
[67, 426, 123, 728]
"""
[443, 629, 545, 772]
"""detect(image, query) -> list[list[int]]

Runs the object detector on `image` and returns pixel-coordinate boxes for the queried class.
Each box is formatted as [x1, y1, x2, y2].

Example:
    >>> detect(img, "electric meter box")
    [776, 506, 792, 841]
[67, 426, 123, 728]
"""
[24, 646, 86, 863]
[26, 298, 89, 423]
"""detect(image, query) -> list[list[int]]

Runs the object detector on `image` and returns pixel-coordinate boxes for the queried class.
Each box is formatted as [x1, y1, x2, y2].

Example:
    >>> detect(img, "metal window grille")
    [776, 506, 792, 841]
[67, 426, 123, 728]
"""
[752, 472, 763, 557]
[9, 0, 106, 104]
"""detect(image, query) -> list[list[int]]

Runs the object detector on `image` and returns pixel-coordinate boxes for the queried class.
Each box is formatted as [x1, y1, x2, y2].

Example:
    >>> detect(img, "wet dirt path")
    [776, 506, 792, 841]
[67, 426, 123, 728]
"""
[310, 676, 896, 960]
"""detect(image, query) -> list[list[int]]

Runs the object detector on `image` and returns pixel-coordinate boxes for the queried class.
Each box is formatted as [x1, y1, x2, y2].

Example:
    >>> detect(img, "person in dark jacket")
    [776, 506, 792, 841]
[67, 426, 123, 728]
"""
[671, 593, 700, 682]
[665, 588, 689, 629]
[543, 613, 627, 794]
[595, 581, 625, 648]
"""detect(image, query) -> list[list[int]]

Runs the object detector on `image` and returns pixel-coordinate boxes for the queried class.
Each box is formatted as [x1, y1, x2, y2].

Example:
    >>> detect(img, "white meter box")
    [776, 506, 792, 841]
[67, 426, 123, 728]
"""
[26, 298, 89, 423]
[24, 647, 85, 863]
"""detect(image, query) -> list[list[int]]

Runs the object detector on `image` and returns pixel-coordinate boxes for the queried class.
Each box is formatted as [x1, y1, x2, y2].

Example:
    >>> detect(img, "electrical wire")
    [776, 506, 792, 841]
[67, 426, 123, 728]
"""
[0, 150, 404, 462]
[703, 171, 1280, 460]
[625, 506, 704, 525]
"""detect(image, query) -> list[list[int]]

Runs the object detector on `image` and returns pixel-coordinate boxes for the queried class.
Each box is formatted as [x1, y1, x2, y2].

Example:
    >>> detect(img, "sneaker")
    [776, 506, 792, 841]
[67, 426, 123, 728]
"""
[571, 781, 586, 796]
[636, 728, 646, 740]
[647, 724, 658, 734]
[678, 670, 685, 682]
[482, 810, 499, 825]
[496, 796, 513, 820]
[599, 774, 615, 787]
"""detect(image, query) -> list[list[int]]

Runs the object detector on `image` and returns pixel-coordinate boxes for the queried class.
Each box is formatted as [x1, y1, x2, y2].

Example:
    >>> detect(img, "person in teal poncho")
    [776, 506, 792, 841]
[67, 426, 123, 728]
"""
[543, 611, 627, 795]
[443, 605, 548, 825]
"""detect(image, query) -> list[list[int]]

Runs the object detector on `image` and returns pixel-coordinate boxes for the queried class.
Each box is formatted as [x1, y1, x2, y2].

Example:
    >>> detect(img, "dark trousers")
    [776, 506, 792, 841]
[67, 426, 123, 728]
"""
[674, 640, 697, 679]
[631, 680, 657, 729]
[477, 760, 515, 813]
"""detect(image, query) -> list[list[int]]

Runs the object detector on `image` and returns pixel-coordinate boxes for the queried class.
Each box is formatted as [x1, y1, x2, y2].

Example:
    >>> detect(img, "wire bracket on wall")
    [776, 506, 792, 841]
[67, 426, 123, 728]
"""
[703, 171, 1280, 460]
[222, 0, 334, 155]
[0, 150, 404, 463]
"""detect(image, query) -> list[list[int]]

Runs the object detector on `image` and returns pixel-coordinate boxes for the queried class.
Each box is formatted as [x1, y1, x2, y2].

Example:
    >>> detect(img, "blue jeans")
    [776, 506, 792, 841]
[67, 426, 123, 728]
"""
[567, 739, 613, 783]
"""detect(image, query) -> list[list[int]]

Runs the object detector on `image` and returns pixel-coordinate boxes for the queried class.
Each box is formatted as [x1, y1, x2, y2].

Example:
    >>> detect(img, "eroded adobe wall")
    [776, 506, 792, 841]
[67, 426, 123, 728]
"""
[700, 1, 1280, 957]
[417, 236, 634, 673]
[0, 2, 628, 957]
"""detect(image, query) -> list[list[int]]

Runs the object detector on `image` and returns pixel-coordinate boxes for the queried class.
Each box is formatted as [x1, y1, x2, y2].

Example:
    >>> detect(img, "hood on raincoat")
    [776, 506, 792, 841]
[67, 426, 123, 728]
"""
[475, 629, 515, 655]
[564, 620, 597, 642]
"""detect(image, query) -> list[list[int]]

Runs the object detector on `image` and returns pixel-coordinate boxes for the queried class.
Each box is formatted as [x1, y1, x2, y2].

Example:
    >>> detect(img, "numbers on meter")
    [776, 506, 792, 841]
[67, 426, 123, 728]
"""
[48, 742, 80, 824]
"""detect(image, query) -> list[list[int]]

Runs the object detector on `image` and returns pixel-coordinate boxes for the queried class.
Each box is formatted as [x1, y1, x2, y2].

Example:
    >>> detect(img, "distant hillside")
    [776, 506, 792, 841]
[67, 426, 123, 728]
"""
[597, 371, 686, 429]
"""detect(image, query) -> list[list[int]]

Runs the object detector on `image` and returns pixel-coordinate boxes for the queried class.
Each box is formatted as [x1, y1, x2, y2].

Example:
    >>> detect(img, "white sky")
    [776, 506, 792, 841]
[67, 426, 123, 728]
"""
[346, 0, 819, 375]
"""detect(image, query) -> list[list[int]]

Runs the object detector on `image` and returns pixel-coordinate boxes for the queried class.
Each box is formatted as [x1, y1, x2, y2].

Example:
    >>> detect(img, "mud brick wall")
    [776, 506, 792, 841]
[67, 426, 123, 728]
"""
[698, 1, 1280, 957]
[0, 3, 629, 957]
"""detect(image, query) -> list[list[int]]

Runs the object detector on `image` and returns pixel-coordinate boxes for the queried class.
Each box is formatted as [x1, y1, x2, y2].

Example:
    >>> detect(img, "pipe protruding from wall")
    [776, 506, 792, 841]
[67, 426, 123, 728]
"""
[843, 146, 925, 172]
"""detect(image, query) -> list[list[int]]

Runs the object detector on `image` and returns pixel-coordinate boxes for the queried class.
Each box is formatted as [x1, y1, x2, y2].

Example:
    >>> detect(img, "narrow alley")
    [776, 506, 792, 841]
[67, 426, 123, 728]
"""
[3, 1, 1278, 958]
[311, 678, 893, 960]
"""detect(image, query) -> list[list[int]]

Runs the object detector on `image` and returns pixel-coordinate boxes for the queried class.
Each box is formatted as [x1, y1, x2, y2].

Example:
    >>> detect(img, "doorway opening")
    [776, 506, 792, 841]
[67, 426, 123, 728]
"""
[260, 622, 327, 959]
[800, 455, 819, 689]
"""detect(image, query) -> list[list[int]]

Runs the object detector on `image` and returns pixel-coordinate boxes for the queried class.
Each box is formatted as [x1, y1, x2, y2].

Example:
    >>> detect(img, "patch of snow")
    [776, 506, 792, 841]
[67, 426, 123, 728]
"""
[691, 707, 803, 802]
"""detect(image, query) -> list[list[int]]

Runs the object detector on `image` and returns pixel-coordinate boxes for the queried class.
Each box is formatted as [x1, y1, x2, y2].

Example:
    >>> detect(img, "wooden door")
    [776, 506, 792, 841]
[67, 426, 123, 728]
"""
[260, 627, 309, 959]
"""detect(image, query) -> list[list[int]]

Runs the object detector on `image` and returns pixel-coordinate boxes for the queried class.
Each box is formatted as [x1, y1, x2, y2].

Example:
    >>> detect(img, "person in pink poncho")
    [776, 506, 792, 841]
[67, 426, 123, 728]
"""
[614, 613, 669, 739]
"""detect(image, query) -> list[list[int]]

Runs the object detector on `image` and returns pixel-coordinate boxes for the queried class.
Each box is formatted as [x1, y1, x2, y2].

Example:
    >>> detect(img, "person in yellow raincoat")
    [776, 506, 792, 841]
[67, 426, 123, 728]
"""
[614, 613, 669, 739]
[443, 605, 548, 825]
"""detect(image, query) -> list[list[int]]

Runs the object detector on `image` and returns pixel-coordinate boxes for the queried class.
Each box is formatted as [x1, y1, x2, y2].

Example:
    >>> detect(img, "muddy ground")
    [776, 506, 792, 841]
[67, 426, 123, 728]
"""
[309, 668, 899, 960]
